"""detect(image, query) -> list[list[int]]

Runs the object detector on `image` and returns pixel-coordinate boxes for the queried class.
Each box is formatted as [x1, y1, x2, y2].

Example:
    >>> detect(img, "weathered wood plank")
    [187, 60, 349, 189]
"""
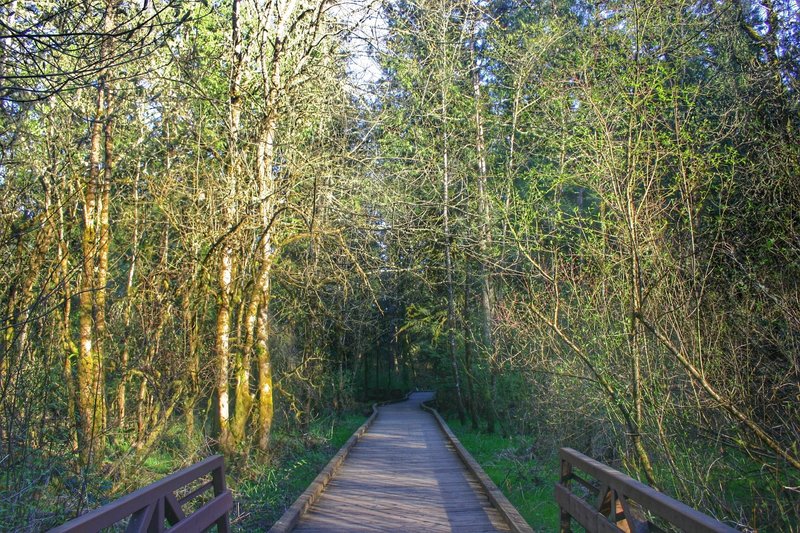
[277, 392, 522, 533]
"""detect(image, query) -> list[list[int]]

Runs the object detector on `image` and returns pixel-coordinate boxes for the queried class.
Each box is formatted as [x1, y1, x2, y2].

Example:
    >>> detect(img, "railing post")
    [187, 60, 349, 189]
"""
[213, 462, 231, 533]
[555, 448, 738, 533]
[560, 456, 572, 533]
[152, 497, 165, 533]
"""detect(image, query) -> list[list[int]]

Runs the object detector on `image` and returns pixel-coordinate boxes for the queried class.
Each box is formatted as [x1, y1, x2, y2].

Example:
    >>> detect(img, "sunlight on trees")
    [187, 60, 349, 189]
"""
[0, 0, 797, 530]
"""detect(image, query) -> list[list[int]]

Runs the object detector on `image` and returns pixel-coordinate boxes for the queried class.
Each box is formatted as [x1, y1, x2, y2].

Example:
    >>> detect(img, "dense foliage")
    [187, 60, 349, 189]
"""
[0, 0, 798, 530]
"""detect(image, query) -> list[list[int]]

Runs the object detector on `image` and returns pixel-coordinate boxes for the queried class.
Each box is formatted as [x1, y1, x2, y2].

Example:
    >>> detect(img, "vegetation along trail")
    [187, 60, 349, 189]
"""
[0, 0, 798, 530]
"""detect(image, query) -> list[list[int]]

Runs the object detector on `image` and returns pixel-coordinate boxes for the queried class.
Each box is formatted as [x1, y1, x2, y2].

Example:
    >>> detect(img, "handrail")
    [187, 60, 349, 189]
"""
[556, 447, 738, 533]
[50, 455, 232, 533]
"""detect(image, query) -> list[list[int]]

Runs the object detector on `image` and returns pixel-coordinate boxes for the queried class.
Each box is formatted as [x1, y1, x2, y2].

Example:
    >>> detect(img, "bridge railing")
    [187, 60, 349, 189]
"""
[50, 454, 232, 533]
[556, 447, 738, 533]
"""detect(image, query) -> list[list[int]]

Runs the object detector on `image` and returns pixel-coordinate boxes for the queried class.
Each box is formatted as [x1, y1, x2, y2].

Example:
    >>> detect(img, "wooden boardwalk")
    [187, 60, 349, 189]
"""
[291, 392, 514, 533]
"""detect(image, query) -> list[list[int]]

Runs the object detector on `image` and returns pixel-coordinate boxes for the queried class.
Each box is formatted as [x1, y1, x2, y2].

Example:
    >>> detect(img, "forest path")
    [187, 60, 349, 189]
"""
[290, 391, 513, 532]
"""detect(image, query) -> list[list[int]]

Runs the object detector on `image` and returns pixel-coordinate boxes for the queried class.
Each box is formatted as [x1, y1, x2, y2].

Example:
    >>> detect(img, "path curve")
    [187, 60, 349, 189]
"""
[292, 392, 512, 532]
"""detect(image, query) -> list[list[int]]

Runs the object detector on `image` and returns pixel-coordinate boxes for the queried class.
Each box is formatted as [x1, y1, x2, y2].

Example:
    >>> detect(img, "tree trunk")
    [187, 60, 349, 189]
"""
[252, 0, 291, 449]
[77, 1, 115, 464]
[117, 165, 138, 430]
[94, 72, 113, 433]
[256, 272, 274, 450]
[182, 287, 200, 440]
[254, 119, 277, 450]
[56, 167, 79, 451]
[216, 0, 244, 454]
[462, 277, 479, 429]
[442, 83, 466, 425]
[215, 245, 234, 452]
[472, 42, 497, 433]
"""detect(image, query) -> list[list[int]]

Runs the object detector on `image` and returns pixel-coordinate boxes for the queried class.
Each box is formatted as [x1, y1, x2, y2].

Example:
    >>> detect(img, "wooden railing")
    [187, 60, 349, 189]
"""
[50, 455, 232, 533]
[556, 448, 738, 533]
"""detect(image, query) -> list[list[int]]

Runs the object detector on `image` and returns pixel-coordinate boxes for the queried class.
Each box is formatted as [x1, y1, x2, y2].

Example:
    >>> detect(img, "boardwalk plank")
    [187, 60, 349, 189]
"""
[290, 392, 512, 533]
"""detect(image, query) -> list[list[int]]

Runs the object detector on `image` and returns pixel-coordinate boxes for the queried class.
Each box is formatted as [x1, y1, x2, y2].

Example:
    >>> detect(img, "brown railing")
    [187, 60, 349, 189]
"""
[556, 448, 738, 533]
[50, 455, 232, 533]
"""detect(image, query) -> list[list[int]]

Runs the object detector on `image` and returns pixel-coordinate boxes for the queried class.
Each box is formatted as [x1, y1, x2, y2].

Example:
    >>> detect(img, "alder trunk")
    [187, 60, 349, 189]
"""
[55, 166, 79, 450]
[254, 108, 278, 449]
[77, 5, 113, 461]
[472, 47, 498, 433]
[256, 273, 274, 450]
[216, 0, 244, 453]
[442, 85, 466, 425]
[94, 73, 113, 431]
[117, 171, 138, 428]
[215, 247, 234, 452]
[462, 277, 479, 428]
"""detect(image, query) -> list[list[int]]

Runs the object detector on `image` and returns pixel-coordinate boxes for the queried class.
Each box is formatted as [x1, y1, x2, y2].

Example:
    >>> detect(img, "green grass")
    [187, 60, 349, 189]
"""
[646, 439, 800, 531]
[448, 420, 800, 532]
[446, 419, 561, 532]
[141, 449, 179, 476]
[233, 412, 368, 530]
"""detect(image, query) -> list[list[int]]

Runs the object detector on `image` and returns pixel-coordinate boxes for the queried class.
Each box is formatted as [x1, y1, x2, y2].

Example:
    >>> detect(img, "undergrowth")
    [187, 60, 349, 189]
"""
[445, 419, 560, 532]
[5, 410, 367, 532]
[231, 411, 367, 530]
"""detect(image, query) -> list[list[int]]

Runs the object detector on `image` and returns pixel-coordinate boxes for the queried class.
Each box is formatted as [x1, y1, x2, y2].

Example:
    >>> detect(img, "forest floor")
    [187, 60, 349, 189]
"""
[445, 418, 561, 532]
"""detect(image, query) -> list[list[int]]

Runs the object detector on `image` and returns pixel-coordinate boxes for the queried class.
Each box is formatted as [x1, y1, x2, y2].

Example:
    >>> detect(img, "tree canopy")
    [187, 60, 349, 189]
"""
[0, 0, 798, 530]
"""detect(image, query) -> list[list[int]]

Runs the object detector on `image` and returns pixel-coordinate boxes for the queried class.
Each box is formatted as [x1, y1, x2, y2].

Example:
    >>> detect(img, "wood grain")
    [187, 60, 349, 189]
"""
[287, 392, 515, 533]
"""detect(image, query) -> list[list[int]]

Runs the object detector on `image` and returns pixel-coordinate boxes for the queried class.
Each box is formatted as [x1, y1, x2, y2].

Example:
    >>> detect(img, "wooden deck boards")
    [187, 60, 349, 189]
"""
[292, 392, 512, 533]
